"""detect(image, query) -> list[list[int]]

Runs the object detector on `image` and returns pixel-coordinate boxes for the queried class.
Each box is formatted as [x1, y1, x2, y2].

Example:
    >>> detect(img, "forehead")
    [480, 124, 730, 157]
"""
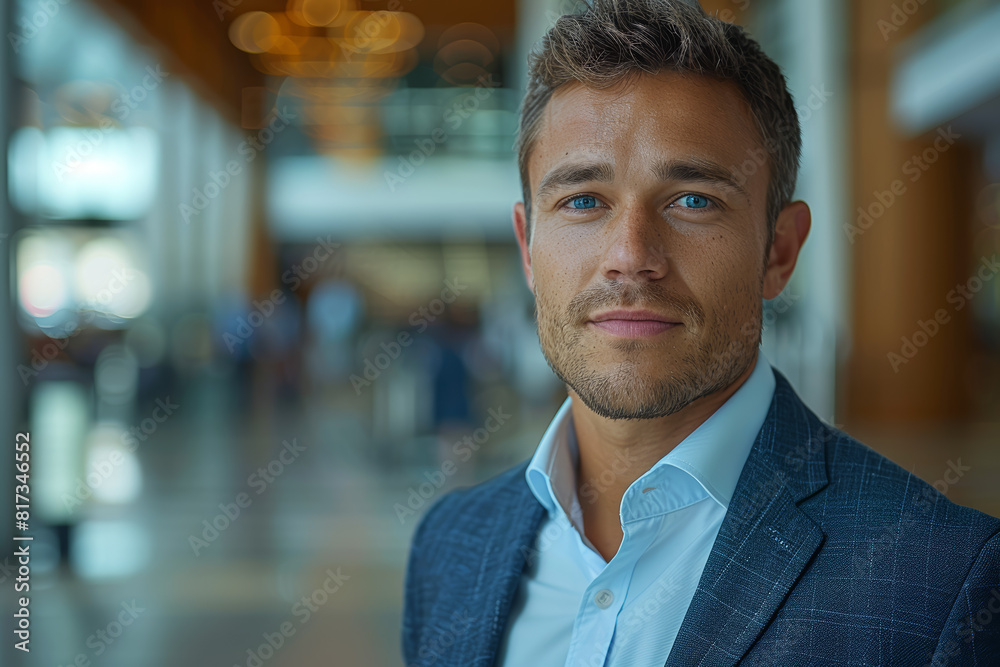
[529, 70, 763, 187]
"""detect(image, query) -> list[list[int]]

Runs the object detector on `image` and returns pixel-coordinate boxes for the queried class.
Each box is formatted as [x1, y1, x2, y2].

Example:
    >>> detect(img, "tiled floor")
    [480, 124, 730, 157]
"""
[2, 370, 550, 667]
[3, 376, 998, 667]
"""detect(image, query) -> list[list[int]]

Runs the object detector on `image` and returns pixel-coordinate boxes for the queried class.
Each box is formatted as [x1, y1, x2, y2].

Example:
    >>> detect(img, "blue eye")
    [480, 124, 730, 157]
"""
[569, 195, 599, 209]
[679, 194, 710, 209]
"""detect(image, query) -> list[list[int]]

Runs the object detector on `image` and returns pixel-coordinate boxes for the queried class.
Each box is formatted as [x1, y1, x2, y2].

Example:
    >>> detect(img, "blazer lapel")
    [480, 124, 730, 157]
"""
[665, 371, 829, 667]
[454, 464, 547, 666]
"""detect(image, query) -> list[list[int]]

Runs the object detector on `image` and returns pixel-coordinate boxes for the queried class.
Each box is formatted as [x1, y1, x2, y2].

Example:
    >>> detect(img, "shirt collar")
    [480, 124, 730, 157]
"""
[525, 350, 776, 520]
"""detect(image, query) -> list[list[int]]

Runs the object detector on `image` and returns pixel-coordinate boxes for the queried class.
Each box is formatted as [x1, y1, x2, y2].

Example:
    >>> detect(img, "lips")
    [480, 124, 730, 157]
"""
[587, 309, 682, 338]
[589, 309, 679, 324]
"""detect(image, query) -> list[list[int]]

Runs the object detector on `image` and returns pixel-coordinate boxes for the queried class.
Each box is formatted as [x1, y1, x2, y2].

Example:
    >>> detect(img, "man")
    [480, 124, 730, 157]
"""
[402, 0, 1000, 665]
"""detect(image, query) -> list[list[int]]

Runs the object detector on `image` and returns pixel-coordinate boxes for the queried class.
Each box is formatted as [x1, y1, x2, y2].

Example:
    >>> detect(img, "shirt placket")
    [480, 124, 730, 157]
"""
[562, 512, 658, 667]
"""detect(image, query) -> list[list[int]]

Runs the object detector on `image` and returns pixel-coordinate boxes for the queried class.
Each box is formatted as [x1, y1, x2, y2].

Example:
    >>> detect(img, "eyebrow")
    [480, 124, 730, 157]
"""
[535, 162, 615, 203]
[654, 158, 751, 201]
[534, 157, 751, 203]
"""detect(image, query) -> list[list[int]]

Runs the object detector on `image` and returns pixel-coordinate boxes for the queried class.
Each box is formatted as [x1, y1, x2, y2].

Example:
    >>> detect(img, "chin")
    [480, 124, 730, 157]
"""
[563, 363, 703, 421]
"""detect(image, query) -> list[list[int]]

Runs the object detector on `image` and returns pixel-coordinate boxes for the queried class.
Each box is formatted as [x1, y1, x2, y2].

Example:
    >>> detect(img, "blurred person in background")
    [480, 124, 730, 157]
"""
[402, 0, 1000, 665]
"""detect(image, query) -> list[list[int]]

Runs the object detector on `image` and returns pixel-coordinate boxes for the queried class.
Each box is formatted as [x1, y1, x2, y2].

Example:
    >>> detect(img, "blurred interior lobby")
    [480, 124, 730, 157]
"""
[1, 0, 999, 665]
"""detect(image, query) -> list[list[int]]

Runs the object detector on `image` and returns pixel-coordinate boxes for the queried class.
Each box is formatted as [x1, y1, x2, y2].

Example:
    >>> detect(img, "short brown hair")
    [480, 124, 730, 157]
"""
[516, 0, 801, 255]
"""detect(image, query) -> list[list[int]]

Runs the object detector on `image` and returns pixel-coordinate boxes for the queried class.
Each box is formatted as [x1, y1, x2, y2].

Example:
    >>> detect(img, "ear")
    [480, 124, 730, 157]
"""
[513, 201, 534, 292]
[762, 200, 811, 299]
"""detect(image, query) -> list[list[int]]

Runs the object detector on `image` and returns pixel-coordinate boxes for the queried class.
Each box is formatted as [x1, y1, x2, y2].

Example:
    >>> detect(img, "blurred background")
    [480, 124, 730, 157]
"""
[0, 0, 998, 664]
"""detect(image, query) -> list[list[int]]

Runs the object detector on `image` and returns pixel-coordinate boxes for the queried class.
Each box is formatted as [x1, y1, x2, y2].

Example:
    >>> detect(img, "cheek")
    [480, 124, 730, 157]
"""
[533, 229, 597, 291]
[681, 238, 763, 317]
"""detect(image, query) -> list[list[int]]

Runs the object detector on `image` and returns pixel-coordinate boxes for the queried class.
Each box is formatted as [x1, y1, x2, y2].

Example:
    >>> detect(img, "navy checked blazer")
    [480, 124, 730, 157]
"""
[402, 370, 1000, 666]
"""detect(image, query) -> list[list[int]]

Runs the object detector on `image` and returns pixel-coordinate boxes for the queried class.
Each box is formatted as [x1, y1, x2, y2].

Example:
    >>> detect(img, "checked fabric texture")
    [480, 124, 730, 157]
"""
[402, 371, 1000, 666]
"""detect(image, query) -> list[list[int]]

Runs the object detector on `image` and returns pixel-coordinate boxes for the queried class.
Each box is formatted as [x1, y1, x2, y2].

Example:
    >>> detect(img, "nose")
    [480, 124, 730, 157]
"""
[598, 203, 669, 283]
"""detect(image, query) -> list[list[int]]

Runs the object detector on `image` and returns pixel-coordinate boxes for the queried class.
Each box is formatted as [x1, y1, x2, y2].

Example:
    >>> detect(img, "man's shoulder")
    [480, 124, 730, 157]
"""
[408, 458, 537, 561]
[753, 407, 1000, 663]
[824, 425, 997, 527]
[794, 420, 1000, 576]
[402, 458, 545, 663]
[766, 372, 999, 537]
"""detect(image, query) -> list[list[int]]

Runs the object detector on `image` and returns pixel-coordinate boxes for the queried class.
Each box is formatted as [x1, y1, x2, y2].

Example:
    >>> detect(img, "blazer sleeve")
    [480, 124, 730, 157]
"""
[401, 495, 448, 666]
[929, 528, 1000, 666]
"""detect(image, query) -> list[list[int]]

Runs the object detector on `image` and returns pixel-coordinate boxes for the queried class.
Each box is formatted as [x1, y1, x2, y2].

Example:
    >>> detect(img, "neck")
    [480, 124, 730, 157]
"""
[570, 353, 758, 562]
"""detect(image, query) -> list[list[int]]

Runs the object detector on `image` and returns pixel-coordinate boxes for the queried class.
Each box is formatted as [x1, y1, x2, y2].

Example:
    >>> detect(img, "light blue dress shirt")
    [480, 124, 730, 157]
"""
[497, 351, 777, 667]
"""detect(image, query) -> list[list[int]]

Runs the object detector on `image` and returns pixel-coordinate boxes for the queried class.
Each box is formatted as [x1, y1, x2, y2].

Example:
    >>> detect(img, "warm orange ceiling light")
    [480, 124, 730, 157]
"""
[229, 11, 283, 54]
[287, 0, 344, 28]
[338, 11, 424, 55]
[253, 48, 416, 78]
[437, 22, 500, 55]
[267, 34, 307, 56]
[281, 78, 395, 104]
[435, 39, 495, 69]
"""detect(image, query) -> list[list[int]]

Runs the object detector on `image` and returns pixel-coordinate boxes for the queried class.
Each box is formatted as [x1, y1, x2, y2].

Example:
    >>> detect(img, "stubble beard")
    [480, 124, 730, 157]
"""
[533, 277, 762, 420]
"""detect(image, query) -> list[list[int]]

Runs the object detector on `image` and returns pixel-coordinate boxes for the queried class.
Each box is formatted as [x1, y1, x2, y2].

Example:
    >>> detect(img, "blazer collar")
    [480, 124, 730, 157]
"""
[456, 368, 828, 667]
[665, 369, 829, 666]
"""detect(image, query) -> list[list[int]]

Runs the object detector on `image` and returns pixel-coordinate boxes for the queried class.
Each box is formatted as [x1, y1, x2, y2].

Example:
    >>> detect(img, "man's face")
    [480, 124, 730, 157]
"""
[519, 70, 772, 420]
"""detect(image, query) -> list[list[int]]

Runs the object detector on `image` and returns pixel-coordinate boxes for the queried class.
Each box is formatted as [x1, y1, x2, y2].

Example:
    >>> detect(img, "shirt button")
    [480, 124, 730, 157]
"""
[594, 589, 614, 609]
